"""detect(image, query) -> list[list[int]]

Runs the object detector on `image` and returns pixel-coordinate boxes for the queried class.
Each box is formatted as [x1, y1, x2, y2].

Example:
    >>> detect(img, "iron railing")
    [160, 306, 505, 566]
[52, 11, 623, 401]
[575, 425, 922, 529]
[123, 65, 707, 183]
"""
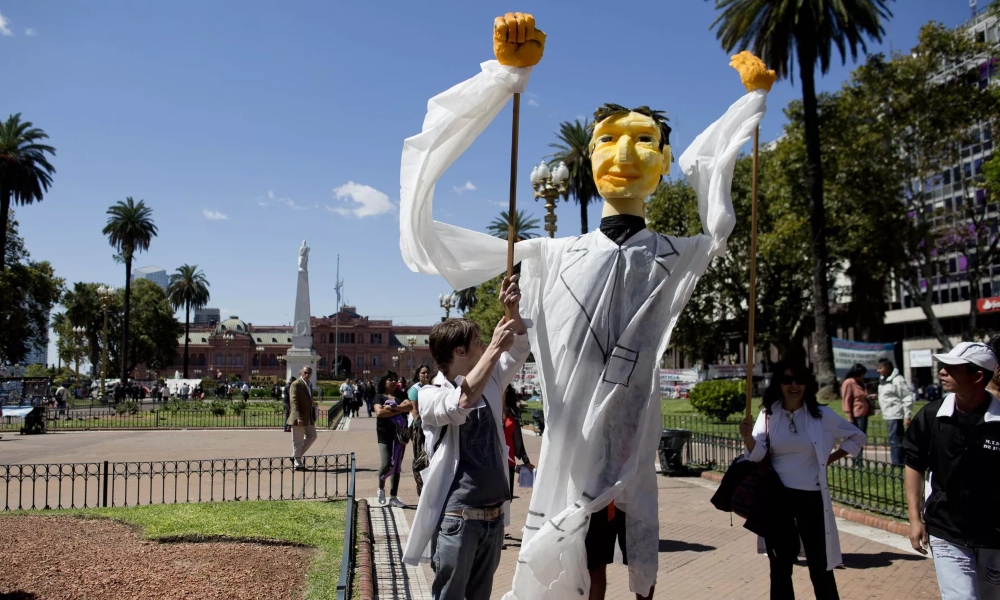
[663, 414, 896, 448]
[683, 433, 907, 519]
[336, 454, 357, 600]
[1, 453, 353, 510]
[0, 407, 336, 431]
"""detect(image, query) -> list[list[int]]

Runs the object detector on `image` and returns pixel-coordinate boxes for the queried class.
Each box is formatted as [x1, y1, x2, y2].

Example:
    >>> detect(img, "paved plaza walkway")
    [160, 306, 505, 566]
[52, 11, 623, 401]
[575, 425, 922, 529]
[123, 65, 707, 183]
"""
[1, 416, 942, 599]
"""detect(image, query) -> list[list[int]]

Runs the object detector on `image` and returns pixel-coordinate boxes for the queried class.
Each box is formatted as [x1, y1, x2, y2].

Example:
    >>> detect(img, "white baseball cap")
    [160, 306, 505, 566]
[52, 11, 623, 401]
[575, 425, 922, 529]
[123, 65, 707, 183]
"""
[933, 342, 998, 372]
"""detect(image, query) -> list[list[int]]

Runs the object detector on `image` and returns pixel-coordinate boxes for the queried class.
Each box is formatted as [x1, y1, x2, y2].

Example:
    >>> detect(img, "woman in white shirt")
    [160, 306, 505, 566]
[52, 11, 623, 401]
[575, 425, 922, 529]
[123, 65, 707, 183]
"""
[738, 361, 867, 600]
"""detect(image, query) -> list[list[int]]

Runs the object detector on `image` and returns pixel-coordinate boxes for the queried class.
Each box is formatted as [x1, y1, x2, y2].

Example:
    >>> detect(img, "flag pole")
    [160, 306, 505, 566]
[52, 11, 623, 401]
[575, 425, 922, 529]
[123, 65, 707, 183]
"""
[745, 126, 760, 421]
[505, 93, 521, 322]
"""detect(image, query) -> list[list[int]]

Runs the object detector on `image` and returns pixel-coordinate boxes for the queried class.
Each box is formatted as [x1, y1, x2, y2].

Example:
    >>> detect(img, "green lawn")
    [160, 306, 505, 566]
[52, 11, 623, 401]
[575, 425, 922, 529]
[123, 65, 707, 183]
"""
[18, 500, 348, 599]
[0, 406, 336, 431]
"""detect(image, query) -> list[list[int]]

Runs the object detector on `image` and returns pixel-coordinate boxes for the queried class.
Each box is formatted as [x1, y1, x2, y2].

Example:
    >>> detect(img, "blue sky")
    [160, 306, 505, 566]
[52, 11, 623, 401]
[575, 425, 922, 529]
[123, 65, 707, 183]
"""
[0, 0, 971, 365]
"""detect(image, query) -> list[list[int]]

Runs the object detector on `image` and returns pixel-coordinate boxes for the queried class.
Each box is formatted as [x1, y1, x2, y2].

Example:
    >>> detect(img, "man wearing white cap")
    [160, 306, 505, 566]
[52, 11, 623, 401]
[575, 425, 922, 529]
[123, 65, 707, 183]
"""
[903, 341, 1000, 600]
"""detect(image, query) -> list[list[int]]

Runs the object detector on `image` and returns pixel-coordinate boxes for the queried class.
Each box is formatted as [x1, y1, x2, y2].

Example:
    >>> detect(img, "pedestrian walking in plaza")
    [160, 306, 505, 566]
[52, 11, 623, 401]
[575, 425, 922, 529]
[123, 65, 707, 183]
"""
[401, 276, 528, 600]
[181, 382, 189, 400]
[55, 385, 69, 418]
[841, 363, 872, 463]
[282, 378, 292, 433]
[241, 381, 249, 401]
[340, 378, 356, 417]
[877, 358, 912, 465]
[408, 364, 432, 496]
[503, 385, 532, 500]
[739, 360, 867, 600]
[365, 380, 376, 417]
[287, 367, 317, 470]
[903, 342, 1000, 600]
[374, 371, 411, 507]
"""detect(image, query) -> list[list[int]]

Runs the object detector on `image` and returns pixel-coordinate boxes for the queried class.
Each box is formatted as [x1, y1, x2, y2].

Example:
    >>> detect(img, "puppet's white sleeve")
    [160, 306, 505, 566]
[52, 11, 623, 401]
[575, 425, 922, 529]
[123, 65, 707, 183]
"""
[678, 89, 767, 257]
[400, 60, 542, 291]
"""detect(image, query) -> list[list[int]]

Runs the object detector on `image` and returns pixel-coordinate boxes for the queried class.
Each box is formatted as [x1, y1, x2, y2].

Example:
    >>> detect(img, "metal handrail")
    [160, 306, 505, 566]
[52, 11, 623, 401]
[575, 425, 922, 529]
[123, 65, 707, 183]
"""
[336, 454, 357, 600]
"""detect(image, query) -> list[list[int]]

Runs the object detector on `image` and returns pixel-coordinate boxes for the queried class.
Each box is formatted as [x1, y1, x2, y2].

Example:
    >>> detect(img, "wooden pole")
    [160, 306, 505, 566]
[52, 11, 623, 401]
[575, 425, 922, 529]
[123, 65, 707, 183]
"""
[504, 93, 521, 322]
[745, 126, 760, 421]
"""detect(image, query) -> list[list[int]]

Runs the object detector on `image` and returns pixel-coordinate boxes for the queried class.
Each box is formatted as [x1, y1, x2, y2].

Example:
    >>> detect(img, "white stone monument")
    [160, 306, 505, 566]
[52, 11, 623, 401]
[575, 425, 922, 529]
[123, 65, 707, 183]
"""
[286, 241, 319, 387]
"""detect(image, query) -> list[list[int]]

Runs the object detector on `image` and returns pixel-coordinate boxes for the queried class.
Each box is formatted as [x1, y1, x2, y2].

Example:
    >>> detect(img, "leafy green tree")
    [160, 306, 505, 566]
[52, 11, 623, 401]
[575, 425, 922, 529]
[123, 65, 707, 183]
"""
[102, 197, 157, 384]
[0, 212, 64, 364]
[52, 312, 91, 376]
[486, 209, 541, 241]
[712, 0, 893, 389]
[58, 282, 105, 370]
[0, 114, 56, 273]
[463, 274, 505, 345]
[128, 278, 182, 376]
[550, 119, 599, 234]
[842, 24, 999, 348]
[167, 264, 211, 378]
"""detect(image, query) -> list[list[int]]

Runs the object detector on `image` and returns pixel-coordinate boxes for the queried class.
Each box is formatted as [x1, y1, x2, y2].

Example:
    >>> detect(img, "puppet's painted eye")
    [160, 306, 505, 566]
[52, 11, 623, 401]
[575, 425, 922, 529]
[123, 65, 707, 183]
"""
[638, 135, 655, 144]
[597, 135, 614, 144]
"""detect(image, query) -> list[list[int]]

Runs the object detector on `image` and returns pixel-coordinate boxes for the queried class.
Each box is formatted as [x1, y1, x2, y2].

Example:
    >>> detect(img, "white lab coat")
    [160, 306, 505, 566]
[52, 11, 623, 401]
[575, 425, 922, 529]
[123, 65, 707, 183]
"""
[744, 406, 867, 571]
[398, 59, 768, 598]
[401, 334, 530, 566]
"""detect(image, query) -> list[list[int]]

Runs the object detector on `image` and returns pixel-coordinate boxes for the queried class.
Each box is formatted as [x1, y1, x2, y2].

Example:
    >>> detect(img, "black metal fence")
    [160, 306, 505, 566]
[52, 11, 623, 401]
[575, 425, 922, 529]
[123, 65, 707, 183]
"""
[683, 432, 907, 519]
[1, 453, 353, 511]
[0, 407, 338, 432]
[663, 414, 897, 448]
[336, 454, 357, 600]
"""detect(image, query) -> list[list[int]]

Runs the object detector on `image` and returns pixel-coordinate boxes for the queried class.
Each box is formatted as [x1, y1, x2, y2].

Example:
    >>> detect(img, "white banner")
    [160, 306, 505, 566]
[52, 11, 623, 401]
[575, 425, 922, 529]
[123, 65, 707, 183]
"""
[660, 369, 699, 398]
[513, 363, 539, 395]
[909, 349, 934, 368]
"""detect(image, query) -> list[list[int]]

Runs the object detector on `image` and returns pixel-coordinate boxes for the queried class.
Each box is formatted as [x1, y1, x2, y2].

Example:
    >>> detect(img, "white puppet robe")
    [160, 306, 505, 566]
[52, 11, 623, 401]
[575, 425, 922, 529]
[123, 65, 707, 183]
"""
[399, 59, 767, 598]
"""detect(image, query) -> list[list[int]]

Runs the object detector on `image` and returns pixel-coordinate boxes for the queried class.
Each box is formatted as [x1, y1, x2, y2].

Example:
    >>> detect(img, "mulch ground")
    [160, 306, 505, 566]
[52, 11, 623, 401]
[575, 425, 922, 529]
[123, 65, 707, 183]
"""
[0, 516, 314, 599]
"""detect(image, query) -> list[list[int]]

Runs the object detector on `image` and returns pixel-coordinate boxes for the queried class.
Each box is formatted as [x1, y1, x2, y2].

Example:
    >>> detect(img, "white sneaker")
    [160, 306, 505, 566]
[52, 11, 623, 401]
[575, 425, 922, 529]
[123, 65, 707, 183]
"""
[377, 489, 386, 505]
[389, 496, 406, 508]
[293, 457, 303, 470]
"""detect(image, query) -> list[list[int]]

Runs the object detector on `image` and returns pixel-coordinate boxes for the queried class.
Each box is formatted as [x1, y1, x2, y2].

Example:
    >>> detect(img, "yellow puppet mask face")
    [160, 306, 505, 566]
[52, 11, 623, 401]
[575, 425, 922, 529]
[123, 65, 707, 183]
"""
[591, 112, 671, 201]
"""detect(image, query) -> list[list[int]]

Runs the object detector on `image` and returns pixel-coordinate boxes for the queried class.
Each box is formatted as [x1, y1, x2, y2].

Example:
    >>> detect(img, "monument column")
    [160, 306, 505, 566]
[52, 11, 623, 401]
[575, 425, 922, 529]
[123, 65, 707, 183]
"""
[286, 240, 319, 387]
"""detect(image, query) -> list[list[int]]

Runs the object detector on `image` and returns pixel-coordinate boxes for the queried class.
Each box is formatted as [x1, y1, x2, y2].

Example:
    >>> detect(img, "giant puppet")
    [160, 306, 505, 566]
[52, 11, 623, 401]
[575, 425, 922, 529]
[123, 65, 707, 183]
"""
[399, 13, 775, 599]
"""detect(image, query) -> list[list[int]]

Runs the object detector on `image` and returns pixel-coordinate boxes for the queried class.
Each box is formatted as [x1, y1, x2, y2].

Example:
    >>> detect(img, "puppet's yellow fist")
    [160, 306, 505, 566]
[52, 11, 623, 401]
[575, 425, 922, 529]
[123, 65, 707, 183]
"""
[730, 51, 776, 93]
[494, 12, 546, 68]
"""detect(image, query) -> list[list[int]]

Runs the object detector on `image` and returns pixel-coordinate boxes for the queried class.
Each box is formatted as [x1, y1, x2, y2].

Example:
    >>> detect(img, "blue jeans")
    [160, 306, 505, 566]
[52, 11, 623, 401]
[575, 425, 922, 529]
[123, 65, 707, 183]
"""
[431, 514, 504, 600]
[852, 416, 868, 465]
[886, 418, 905, 466]
[930, 536, 1000, 599]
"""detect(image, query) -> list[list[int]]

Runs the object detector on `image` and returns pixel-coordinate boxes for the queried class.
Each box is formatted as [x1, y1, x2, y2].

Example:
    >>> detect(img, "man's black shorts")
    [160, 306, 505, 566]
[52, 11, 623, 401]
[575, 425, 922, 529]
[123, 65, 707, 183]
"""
[585, 505, 627, 569]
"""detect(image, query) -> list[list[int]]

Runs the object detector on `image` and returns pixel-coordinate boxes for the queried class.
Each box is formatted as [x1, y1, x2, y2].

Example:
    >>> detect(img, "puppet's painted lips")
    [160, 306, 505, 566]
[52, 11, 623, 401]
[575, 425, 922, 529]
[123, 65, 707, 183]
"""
[602, 172, 641, 183]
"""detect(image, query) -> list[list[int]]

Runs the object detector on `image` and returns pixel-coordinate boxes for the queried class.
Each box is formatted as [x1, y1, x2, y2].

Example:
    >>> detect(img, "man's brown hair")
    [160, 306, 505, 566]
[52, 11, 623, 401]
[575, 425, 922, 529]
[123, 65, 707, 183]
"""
[429, 318, 480, 373]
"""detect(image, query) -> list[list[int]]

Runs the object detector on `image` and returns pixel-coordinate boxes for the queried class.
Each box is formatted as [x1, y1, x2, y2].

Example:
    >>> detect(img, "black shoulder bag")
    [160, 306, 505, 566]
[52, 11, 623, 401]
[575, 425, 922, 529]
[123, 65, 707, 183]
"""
[710, 414, 782, 536]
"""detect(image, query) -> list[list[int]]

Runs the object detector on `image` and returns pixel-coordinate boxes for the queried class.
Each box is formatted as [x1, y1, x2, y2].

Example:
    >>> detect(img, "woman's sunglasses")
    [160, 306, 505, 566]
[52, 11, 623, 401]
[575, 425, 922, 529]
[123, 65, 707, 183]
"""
[777, 374, 807, 385]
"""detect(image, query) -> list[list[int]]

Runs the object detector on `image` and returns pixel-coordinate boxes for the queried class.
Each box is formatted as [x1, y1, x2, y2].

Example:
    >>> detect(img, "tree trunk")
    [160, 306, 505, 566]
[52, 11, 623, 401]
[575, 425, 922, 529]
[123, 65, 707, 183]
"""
[183, 302, 191, 378]
[580, 196, 588, 235]
[797, 39, 837, 391]
[0, 188, 10, 273]
[121, 253, 132, 387]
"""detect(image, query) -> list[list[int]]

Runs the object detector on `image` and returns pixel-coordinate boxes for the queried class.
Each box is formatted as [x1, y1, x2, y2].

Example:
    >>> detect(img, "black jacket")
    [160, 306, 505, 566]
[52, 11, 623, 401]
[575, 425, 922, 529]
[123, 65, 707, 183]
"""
[904, 394, 1000, 548]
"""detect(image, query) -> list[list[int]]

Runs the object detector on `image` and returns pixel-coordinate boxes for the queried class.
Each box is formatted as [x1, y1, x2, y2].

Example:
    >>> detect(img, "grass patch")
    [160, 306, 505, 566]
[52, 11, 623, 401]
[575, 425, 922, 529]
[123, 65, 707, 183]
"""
[34, 500, 347, 599]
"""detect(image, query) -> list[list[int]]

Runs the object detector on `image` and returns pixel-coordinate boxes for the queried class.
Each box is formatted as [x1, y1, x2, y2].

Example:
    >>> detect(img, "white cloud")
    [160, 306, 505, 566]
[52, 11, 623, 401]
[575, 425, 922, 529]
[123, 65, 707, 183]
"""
[202, 209, 228, 220]
[0, 12, 13, 36]
[452, 181, 476, 194]
[527, 98, 540, 107]
[279, 197, 309, 210]
[328, 182, 393, 218]
[24, 28, 35, 36]
[268, 190, 274, 199]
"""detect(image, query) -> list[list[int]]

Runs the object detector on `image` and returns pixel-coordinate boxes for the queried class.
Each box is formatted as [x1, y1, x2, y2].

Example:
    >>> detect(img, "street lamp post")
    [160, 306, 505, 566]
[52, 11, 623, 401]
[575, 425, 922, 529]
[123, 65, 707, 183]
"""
[407, 335, 417, 369]
[97, 285, 116, 400]
[530, 160, 570, 238]
[439, 293, 457, 321]
[224, 332, 234, 380]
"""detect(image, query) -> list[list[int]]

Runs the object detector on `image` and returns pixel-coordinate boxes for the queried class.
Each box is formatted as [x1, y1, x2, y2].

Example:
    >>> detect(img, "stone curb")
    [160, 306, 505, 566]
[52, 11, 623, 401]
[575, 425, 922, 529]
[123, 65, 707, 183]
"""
[699, 471, 910, 537]
[356, 499, 376, 600]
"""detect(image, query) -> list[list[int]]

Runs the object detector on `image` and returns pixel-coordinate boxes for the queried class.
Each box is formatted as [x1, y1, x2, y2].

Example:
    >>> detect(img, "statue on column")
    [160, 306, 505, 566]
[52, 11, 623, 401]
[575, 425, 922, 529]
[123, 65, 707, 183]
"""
[298, 240, 309, 273]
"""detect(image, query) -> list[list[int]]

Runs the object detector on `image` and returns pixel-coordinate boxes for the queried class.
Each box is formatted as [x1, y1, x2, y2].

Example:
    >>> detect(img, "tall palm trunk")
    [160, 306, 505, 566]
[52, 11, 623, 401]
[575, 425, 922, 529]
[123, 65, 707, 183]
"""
[797, 31, 836, 391]
[580, 198, 588, 235]
[0, 189, 10, 272]
[121, 253, 132, 387]
[183, 302, 191, 378]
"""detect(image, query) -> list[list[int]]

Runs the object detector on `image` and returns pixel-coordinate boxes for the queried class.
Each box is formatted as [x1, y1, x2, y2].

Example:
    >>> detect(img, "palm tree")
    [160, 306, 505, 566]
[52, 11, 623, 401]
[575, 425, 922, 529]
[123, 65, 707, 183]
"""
[167, 264, 210, 379]
[550, 119, 599, 235]
[711, 0, 891, 390]
[486, 208, 541, 242]
[0, 114, 56, 272]
[102, 197, 158, 387]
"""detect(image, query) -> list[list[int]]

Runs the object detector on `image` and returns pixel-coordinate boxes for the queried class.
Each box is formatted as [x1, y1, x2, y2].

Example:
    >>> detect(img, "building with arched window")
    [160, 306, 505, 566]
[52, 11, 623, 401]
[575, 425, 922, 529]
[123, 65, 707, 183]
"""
[138, 306, 436, 383]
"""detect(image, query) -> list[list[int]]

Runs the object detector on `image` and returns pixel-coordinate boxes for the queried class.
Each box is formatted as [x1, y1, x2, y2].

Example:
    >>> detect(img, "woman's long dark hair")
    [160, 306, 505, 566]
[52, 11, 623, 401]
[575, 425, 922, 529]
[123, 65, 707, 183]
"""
[412, 364, 432, 385]
[379, 371, 398, 396]
[763, 360, 822, 419]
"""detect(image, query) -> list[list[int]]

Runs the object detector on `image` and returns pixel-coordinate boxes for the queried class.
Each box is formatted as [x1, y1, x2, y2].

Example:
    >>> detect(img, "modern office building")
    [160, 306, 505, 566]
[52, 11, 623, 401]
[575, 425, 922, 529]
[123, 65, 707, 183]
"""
[131, 266, 169, 291]
[885, 7, 1000, 385]
[193, 307, 221, 325]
